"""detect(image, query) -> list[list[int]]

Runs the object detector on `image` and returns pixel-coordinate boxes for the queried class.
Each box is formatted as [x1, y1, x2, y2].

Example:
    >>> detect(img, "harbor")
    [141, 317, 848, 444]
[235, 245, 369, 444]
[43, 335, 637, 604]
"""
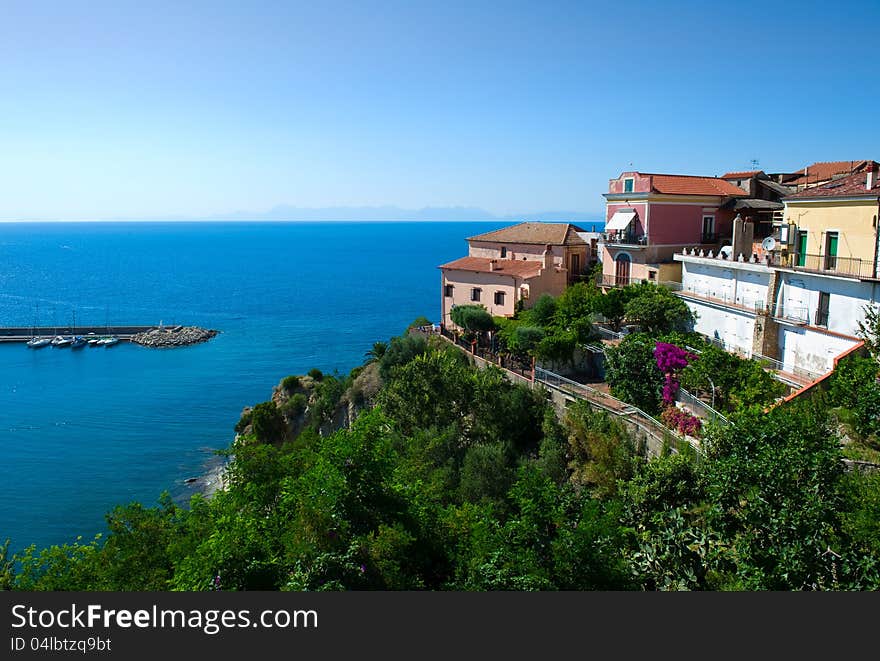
[1, 324, 219, 348]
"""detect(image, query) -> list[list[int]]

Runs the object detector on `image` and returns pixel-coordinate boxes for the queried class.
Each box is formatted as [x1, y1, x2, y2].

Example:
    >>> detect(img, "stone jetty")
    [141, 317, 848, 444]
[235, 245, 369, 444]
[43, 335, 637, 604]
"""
[131, 326, 219, 348]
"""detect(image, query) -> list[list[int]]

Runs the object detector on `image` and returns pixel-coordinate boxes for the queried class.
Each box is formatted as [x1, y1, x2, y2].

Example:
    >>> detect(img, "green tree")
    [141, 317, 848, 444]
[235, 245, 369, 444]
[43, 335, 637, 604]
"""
[603, 333, 664, 414]
[565, 402, 639, 497]
[364, 341, 388, 364]
[378, 334, 428, 380]
[593, 286, 636, 331]
[250, 401, 288, 443]
[526, 294, 557, 327]
[450, 304, 495, 335]
[703, 400, 847, 590]
[624, 285, 695, 335]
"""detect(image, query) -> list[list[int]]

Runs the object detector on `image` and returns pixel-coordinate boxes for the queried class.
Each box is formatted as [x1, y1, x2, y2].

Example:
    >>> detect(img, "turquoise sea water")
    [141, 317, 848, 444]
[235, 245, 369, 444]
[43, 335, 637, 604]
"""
[1, 220, 539, 552]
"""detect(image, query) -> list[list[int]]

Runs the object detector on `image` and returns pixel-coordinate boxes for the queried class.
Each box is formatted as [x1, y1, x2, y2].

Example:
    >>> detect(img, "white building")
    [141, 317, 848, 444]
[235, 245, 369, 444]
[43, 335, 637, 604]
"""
[674, 249, 876, 379]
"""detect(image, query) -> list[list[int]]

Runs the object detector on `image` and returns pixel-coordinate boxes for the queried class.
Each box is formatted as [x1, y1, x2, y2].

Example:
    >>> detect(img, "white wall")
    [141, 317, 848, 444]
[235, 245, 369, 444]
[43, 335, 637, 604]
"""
[680, 260, 770, 309]
[778, 326, 860, 376]
[776, 272, 876, 335]
[682, 298, 756, 356]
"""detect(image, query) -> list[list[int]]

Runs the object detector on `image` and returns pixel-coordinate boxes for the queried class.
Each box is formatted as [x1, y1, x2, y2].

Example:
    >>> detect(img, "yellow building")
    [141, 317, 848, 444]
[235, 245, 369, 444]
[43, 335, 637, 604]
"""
[782, 167, 880, 278]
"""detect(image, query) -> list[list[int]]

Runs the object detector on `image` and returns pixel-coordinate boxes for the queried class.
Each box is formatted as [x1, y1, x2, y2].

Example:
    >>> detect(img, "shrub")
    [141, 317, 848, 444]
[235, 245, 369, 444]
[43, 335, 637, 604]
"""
[307, 368, 324, 382]
[282, 393, 308, 418]
[234, 410, 253, 434]
[250, 401, 287, 443]
[281, 375, 300, 393]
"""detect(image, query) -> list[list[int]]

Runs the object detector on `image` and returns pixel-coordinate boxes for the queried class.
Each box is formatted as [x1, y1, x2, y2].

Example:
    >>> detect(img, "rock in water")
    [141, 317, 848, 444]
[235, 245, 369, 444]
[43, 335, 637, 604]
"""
[131, 326, 219, 348]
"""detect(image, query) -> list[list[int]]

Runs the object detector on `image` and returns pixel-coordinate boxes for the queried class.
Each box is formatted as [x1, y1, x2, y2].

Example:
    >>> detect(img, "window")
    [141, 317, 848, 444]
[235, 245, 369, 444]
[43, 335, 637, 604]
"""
[816, 292, 830, 327]
[471, 288, 481, 302]
[824, 232, 838, 270]
[701, 215, 715, 242]
[444, 284, 454, 297]
[796, 231, 808, 267]
[623, 178, 634, 193]
[494, 291, 505, 306]
[500, 246, 507, 258]
[648, 270, 656, 281]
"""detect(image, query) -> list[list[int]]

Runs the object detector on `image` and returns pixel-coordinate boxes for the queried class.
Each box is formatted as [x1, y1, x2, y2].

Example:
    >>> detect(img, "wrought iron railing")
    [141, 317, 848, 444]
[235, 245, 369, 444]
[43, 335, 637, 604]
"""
[602, 232, 648, 246]
[768, 252, 875, 279]
[677, 387, 729, 426]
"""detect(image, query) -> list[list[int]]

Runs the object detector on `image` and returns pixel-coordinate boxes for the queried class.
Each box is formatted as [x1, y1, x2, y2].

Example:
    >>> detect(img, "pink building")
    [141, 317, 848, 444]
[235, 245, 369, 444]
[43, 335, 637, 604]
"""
[439, 222, 586, 328]
[601, 172, 748, 286]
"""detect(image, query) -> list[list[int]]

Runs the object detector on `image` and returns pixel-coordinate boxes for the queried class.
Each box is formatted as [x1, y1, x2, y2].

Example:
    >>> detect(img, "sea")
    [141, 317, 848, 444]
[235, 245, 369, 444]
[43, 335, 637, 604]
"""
[0, 220, 602, 553]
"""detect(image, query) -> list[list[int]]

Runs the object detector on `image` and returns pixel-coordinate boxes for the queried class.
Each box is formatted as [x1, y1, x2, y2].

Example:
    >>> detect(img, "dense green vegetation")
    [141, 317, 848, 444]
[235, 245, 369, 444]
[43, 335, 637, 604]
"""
[4, 321, 880, 591]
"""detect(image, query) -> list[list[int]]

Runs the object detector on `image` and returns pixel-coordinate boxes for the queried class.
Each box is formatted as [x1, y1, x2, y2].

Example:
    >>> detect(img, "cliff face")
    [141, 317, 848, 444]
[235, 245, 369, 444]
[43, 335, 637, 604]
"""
[239, 361, 383, 443]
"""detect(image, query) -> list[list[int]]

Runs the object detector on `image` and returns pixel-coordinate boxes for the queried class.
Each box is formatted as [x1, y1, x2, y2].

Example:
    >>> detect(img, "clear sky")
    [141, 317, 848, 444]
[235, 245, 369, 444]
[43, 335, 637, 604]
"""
[1, 0, 878, 220]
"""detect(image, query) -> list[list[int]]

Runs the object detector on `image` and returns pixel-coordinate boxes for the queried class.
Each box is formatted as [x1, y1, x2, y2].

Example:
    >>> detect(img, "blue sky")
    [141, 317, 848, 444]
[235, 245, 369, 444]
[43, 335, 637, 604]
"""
[1, 0, 877, 220]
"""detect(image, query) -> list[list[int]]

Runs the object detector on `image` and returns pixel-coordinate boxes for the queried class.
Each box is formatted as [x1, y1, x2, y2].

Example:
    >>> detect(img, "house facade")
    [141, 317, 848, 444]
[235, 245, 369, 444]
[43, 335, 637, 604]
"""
[439, 222, 581, 328]
[600, 172, 748, 287]
[673, 163, 880, 378]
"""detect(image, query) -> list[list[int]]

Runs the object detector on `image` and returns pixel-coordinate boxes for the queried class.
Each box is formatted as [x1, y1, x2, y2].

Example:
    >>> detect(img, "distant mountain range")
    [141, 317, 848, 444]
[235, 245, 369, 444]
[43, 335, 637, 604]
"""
[210, 205, 604, 223]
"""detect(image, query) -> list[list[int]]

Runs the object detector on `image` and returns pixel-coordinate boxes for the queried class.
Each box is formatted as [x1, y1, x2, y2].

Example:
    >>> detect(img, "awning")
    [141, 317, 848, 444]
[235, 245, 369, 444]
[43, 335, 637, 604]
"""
[606, 209, 637, 231]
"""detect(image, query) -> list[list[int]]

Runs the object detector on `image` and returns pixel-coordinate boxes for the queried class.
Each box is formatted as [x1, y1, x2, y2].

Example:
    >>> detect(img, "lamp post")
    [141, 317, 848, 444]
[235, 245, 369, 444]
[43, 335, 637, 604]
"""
[705, 375, 716, 413]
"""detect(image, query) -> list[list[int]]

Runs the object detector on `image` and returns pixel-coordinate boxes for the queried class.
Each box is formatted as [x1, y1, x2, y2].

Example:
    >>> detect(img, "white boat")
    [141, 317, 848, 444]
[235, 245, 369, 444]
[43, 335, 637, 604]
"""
[70, 336, 87, 349]
[51, 335, 73, 347]
[97, 335, 119, 346]
[26, 337, 51, 348]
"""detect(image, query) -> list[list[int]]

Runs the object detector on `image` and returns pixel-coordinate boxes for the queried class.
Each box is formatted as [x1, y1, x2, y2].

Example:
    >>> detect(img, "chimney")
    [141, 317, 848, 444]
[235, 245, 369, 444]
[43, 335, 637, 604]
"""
[867, 163, 875, 191]
[542, 245, 553, 270]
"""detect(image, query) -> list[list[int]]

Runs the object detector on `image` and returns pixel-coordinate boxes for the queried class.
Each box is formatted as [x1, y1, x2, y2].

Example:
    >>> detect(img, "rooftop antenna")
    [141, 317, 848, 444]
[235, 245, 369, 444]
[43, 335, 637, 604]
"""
[750, 158, 760, 170]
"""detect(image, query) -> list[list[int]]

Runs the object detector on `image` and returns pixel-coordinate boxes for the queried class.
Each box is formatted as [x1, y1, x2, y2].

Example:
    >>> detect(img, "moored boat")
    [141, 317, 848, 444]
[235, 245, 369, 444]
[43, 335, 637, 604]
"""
[51, 335, 73, 347]
[26, 337, 51, 348]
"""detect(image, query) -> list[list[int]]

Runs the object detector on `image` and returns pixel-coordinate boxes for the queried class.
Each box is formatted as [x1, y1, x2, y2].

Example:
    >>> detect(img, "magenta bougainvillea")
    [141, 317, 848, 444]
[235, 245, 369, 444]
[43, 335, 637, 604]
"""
[660, 406, 703, 437]
[653, 342, 698, 405]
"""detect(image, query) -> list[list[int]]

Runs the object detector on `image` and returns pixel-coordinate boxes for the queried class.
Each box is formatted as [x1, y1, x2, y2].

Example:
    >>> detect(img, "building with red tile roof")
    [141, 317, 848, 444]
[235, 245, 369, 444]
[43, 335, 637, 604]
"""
[439, 222, 581, 328]
[600, 171, 752, 287]
[781, 160, 878, 189]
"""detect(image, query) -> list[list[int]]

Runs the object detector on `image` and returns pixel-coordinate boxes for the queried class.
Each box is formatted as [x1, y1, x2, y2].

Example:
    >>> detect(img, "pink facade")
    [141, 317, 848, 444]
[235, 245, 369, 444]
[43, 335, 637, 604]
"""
[608, 172, 653, 195]
[601, 171, 745, 286]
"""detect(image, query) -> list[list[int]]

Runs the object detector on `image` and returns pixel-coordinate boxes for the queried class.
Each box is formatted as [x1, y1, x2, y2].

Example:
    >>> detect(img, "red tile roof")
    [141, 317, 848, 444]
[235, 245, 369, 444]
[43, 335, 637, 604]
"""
[721, 170, 762, 179]
[646, 174, 747, 196]
[785, 160, 876, 186]
[785, 170, 880, 199]
[467, 222, 587, 246]
[438, 256, 550, 278]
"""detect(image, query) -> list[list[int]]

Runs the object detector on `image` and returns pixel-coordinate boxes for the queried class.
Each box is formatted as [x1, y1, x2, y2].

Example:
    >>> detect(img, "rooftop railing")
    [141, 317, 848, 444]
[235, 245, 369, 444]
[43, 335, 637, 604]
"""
[767, 252, 876, 279]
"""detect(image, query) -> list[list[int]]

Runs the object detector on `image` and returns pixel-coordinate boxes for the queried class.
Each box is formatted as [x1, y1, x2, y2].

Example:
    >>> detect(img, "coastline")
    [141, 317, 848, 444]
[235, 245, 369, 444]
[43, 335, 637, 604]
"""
[171, 451, 230, 505]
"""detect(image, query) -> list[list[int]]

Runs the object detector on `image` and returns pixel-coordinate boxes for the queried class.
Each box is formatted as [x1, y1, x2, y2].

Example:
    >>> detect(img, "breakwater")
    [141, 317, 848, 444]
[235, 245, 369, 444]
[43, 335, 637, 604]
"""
[0, 324, 219, 348]
[131, 326, 219, 348]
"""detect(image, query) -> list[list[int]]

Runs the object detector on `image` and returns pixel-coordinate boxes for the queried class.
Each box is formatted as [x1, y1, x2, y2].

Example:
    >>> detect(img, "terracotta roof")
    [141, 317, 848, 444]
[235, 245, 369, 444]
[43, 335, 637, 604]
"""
[645, 174, 747, 196]
[467, 221, 587, 246]
[438, 256, 550, 278]
[785, 160, 876, 186]
[785, 170, 880, 200]
[721, 170, 762, 179]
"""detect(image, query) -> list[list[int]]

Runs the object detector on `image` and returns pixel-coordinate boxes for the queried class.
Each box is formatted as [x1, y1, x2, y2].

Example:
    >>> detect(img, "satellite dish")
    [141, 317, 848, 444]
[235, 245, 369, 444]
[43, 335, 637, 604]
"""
[761, 236, 777, 252]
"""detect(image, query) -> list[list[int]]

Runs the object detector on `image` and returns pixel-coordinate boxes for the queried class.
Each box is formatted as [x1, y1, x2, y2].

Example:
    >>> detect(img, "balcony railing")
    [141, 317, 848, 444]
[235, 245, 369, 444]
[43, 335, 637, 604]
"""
[601, 275, 686, 291]
[768, 252, 876, 279]
[603, 231, 648, 246]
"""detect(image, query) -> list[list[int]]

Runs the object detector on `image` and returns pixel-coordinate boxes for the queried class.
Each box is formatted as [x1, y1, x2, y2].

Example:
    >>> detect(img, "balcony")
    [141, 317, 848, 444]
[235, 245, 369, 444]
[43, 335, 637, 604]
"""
[602, 231, 648, 246]
[768, 252, 876, 279]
